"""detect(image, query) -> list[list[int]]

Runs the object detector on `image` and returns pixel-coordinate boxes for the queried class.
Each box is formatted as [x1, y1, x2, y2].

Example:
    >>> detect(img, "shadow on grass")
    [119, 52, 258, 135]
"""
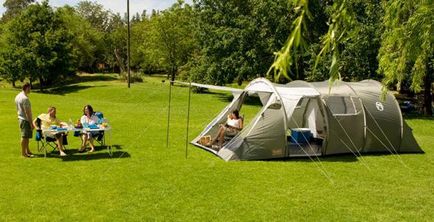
[263, 154, 359, 163]
[249, 151, 425, 163]
[194, 146, 360, 162]
[60, 151, 130, 161]
[70, 74, 118, 83]
[214, 93, 234, 103]
[403, 114, 434, 120]
[41, 85, 94, 95]
[34, 74, 118, 95]
[32, 144, 130, 161]
[195, 90, 263, 107]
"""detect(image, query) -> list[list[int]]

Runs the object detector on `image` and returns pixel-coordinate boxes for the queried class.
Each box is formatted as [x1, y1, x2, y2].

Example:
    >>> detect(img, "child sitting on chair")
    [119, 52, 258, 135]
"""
[212, 110, 243, 149]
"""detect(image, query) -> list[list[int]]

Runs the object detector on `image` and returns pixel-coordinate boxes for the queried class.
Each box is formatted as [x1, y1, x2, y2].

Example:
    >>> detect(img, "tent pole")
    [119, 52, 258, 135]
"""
[185, 82, 192, 159]
[166, 81, 173, 148]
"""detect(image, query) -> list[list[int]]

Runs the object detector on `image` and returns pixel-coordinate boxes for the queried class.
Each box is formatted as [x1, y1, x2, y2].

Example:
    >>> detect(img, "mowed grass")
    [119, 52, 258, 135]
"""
[0, 75, 433, 221]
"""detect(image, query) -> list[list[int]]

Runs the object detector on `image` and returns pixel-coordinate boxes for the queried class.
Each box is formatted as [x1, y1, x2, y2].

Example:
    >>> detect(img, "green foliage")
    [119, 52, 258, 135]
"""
[267, 0, 311, 82]
[131, 18, 165, 73]
[337, 0, 383, 81]
[0, 1, 75, 89]
[74, 1, 128, 74]
[57, 6, 104, 72]
[0, 29, 24, 85]
[189, 0, 292, 85]
[134, 1, 197, 80]
[270, 0, 385, 85]
[75, 0, 112, 32]
[378, 0, 434, 92]
[313, 0, 357, 83]
[118, 71, 144, 83]
[1, 0, 34, 21]
[106, 14, 128, 73]
[129, 18, 149, 71]
[0, 0, 430, 95]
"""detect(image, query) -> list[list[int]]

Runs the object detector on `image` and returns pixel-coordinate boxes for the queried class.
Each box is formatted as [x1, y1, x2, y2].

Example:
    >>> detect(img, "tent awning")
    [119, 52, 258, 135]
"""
[172, 81, 244, 96]
[275, 86, 320, 97]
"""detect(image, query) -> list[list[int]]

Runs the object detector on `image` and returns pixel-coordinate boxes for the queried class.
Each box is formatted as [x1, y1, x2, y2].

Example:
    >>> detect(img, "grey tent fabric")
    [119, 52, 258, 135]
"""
[224, 94, 287, 160]
[191, 78, 423, 161]
[349, 81, 402, 153]
[400, 121, 424, 153]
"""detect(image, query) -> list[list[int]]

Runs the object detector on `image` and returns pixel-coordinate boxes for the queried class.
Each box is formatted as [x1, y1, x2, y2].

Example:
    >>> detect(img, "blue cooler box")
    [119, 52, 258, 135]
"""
[289, 128, 312, 144]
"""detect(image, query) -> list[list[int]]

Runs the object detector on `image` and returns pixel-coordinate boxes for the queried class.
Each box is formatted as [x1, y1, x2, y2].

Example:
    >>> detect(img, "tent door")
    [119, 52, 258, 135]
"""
[323, 96, 365, 155]
[286, 97, 325, 157]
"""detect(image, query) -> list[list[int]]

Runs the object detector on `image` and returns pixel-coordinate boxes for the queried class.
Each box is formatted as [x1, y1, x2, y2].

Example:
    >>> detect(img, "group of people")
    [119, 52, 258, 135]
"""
[15, 82, 238, 158]
[15, 83, 103, 158]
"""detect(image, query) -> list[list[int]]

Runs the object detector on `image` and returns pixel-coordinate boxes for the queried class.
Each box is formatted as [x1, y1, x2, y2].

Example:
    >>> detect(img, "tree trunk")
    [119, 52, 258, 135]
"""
[170, 65, 176, 85]
[424, 62, 433, 116]
[12, 80, 16, 87]
[297, 54, 305, 80]
[114, 49, 126, 74]
[39, 77, 43, 92]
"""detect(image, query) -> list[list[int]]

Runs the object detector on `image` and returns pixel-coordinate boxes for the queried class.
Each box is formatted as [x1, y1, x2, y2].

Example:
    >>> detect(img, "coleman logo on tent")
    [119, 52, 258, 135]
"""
[376, 102, 384, 111]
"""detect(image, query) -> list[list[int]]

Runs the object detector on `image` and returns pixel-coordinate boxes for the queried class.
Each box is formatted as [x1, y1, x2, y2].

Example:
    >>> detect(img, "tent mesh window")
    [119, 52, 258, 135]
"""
[325, 96, 357, 115]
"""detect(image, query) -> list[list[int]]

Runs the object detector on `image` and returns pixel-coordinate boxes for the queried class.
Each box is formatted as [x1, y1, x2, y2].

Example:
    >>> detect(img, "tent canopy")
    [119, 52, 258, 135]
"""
[188, 78, 422, 161]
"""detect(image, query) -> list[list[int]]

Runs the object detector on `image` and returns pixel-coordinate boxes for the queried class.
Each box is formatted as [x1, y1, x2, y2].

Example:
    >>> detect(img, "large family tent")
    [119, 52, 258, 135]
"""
[191, 78, 422, 161]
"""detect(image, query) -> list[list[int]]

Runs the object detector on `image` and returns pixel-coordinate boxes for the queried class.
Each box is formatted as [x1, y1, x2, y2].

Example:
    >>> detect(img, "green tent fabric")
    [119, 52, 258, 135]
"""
[191, 78, 423, 161]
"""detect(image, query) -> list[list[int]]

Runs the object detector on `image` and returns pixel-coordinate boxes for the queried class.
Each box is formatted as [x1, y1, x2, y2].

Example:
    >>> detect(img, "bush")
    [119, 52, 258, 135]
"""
[119, 72, 143, 83]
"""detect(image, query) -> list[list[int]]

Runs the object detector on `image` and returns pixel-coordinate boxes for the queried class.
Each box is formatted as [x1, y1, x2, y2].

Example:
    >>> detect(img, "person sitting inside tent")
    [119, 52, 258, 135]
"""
[212, 110, 243, 148]
[33, 106, 68, 156]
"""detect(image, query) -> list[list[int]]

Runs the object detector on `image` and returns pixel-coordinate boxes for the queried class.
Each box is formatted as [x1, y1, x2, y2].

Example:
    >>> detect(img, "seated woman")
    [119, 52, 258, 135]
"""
[212, 110, 243, 148]
[79, 105, 99, 153]
[33, 106, 68, 156]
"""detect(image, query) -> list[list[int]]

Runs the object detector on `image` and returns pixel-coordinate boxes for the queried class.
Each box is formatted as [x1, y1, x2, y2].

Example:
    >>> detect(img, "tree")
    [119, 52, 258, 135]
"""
[0, 27, 24, 87]
[1, 0, 34, 21]
[189, 0, 293, 85]
[337, 0, 383, 81]
[270, 0, 432, 115]
[57, 6, 104, 72]
[97, 13, 128, 74]
[265, 0, 333, 82]
[140, 0, 196, 82]
[378, 0, 433, 115]
[130, 15, 156, 72]
[74, 0, 119, 73]
[3, 1, 75, 90]
[76, 0, 112, 32]
[296, 0, 384, 82]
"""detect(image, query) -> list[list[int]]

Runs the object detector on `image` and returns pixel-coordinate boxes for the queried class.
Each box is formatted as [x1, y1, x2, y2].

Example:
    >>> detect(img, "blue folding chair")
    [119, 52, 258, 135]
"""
[73, 112, 105, 147]
[94, 112, 105, 146]
[35, 118, 68, 157]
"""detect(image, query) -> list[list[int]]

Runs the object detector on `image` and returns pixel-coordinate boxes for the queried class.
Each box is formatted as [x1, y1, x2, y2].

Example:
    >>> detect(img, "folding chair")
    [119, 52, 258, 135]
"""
[94, 112, 105, 146]
[34, 118, 68, 157]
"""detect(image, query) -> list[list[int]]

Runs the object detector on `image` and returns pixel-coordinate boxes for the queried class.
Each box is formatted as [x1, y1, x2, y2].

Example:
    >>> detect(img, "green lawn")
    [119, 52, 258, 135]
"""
[0, 75, 433, 221]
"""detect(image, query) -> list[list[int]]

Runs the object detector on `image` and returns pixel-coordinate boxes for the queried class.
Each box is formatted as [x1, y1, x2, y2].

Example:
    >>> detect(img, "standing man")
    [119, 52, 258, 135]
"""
[15, 83, 34, 157]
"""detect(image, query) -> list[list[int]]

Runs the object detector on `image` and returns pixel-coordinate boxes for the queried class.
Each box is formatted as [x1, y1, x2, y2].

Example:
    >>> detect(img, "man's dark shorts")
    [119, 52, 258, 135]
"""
[19, 119, 32, 139]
